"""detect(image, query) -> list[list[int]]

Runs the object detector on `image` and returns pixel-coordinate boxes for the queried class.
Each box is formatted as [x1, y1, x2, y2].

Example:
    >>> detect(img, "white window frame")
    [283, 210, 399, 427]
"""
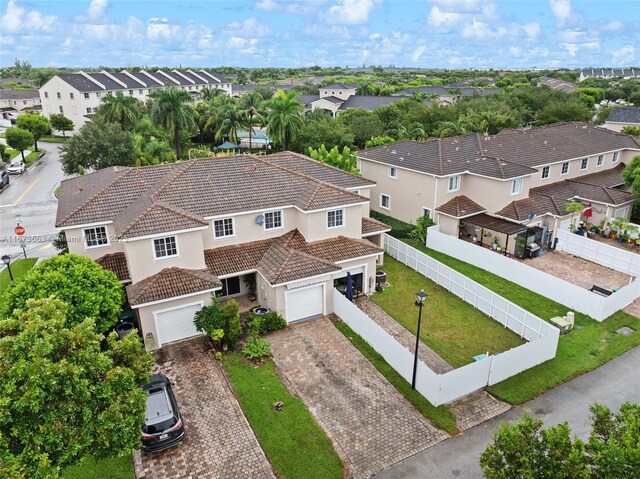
[510, 177, 523, 195]
[389, 166, 397, 179]
[447, 175, 461, 192]
[541, 166, 550, 179]
[56, 92, 61, 99]
[327, 208, 344, 229]
[86, 107, 92, 114]
[263, 210, 283, 231]
[597, 154, 604, 167]
[580, 158, 588, 170]
[213, 217, 235, 239]
[139, 89, 144, 95]
[561, 162, 569, 175]
[69, 92, 74, 99]
[380, 194, 390, 210]
[612, 151, 619, 163]
[153, 235, 179, 260]
[83, 92, 90, 99]
[129, 90, 134, 95]
[422, 207, 431, 218]
[83, 226, 109, 249]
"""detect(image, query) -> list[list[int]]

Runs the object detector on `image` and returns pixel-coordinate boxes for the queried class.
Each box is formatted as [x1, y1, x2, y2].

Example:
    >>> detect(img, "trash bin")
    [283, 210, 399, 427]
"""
[116, 321, 134, 340]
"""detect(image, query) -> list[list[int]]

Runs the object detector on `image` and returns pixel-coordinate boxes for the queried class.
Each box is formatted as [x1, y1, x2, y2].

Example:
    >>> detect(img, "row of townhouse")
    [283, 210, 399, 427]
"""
[39, 69, 231, 133]
[579, 68, 640, 81]
[0, 89, 41, 124]
[56, 151, 390, 351]
[359, 122, 640, 254]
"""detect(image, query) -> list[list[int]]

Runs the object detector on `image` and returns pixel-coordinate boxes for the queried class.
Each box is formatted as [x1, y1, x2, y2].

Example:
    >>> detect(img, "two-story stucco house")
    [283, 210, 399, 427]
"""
[40, 69, 231, 133]
[0, 89, 42, 123]
[359, 123, 640, 253]
[55, 152, 390, 350]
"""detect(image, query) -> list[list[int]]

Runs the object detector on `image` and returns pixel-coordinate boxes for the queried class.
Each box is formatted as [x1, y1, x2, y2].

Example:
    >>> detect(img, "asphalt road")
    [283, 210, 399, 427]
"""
[374, 344, 640, 479]
[0, 141, 66, 261]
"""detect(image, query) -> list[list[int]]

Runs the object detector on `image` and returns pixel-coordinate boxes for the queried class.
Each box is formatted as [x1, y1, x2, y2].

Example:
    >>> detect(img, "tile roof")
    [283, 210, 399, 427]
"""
[116, 201, 209, 238]
[317, 95, 344, 104]
[0, 89, 39, 100]
[111, 72, 144, 89]
[537, 76, 576, 93]
[95, 252, 131, 281]
[127, 71, 163, 87]
[359, 123, 640, 179]
[126, 268, 221, 307]
[87, 73, 124, 91]
[56, 155, 368, 236]
[530, 180, 634, 206]
[262, 151, 375, 189]
[606, 107, 640, 125]
[205, 229, 382, 285]
[339, 95, 425, 111]
[436, 195, 486, 218]
[569, 163, 626, 188]
[56, 73, 104, 92]
[362, 217, 391, 235]
[496, 195, 566, 221]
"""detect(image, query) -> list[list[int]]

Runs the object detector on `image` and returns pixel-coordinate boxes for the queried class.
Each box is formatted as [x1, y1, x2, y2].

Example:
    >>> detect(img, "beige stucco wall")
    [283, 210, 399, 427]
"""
[437, 214, 459, 236]
[334, 256, 379, 295]
[319, 87, 356, 100]
[602, 122, 626, 133]
[65, 224, 125, 259]
[310, 98, 340, 116]
[125, 230, 206, 283]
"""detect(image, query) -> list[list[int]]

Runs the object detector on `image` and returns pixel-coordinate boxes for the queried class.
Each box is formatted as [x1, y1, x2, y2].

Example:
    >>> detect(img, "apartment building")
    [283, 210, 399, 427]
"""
[0, 89, 41, 123]
[39, 69, 231, 133]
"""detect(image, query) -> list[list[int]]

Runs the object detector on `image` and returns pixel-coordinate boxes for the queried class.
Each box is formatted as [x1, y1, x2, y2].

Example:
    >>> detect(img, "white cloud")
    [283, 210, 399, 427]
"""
[427, 6, 464, 30]
[611, 45, 635, 64]
[412, 45, 427, 62]
[227, 37, 259, 54]
[225, 17, 271, 37]
[255, 0, 279, 11]
[428, 0, 483, 14]
[1, 0, 57, 34]
[87, 0, 109, 20]
[327, 0, 379, 25]
[598, 20, 624, 32]
[147, 17, 180, 41]
[549, 0, 571, 26]
[255, 0, 318, 15]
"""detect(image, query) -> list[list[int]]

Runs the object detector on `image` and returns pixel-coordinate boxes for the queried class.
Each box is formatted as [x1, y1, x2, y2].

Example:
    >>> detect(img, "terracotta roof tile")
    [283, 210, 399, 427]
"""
[126, 268, 221, 307]
[95, 252, 130, 281]
[362, 217, 391, 235]
[436, 195, 486, 218]
[117, 201, 208, 238]
[307, 236, 383, 263]
[205, 239, 274, 277]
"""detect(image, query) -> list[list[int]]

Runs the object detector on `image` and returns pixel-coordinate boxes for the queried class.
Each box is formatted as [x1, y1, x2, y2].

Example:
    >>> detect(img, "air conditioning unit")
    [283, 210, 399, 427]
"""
[549, 311, 575, 334]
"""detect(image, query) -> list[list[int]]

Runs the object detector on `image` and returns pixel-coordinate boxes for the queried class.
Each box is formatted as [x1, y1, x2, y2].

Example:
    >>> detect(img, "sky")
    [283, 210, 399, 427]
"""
[0, 0, 638, 69]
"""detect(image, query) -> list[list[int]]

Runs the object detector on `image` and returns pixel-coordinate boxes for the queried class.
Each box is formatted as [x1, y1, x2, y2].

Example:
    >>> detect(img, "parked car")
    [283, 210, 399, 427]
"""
[7, 159, 25, 175]
[0, 170, 9, 189]
[141, 374, 185, 452]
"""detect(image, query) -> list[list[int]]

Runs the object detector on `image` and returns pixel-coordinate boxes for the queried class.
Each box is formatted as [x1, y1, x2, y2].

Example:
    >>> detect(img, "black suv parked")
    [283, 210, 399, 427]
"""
[0, 170, 9, 190]
[141, 374, 185, 452]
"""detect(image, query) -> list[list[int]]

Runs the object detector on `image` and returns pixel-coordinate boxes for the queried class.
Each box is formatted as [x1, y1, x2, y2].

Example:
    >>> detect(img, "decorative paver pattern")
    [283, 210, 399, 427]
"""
[449, 393, 512, 432]
[134, 337, 274, 479]
[269, 317, 448, 479]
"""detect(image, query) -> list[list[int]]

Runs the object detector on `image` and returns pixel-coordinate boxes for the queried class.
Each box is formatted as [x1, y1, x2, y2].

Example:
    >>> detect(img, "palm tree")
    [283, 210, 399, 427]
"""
[201, 95, 234, 147]
[199, 86, 222, 101]
[239, 92, 266, 151]
[435, 121, 468, 138]
[407, 122, 427, 140]
[265, 90, 304, 151]
[150, 86, 196, 159]
[97, 91, 141, 130]
[216, 103, 245, 144]
[565, 201, 585, 230]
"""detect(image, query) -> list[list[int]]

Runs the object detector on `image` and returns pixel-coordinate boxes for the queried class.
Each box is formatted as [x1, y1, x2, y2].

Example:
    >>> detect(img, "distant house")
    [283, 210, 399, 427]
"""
[391, 86, 499, 105]
[536, 76, 576, 93]
[39, 69, 231, 133]
[0, 89, 41, 124]
[579, 68, 640, 82]
[603, 107, 640, 133]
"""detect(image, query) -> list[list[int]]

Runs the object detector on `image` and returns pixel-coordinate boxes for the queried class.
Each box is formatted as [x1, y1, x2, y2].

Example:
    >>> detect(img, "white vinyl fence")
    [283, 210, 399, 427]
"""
[424, 226, 640, 321]
[332, 236, 559, 406]
[556, 229, 640, 277]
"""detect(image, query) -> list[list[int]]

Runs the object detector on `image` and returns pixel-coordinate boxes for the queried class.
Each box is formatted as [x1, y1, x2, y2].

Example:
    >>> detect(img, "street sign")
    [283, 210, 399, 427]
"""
[14, 226, 25, 236]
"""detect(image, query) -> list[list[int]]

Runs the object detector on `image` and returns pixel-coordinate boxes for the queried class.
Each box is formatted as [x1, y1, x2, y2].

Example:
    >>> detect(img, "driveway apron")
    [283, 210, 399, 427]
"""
[269, 317, 448, 479]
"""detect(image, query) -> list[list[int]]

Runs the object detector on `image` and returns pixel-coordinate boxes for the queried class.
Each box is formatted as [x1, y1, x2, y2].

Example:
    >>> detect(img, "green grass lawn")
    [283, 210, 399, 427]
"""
[403, 238, 640, 404]
[24, 149, 42, 166]
[0, 258, 37, 297]
[223, 353, 344, 479]
[5, 148, 20, 160]
[372, 256, 525, 368]
[40, 135, 69, 143]
[61, 456, 133, 479]
[334, 320, 458, 435]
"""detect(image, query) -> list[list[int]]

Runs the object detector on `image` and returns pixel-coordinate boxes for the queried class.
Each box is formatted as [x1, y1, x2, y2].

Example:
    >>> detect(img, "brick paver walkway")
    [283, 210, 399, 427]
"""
[134, 337, 274, 479]
[269, 317, 448, 479]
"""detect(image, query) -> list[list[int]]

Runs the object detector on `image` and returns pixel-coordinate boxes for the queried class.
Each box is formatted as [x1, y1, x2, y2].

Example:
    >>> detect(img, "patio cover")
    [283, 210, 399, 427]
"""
[463, 213, 527, 235]
[214, 141, 239, 150]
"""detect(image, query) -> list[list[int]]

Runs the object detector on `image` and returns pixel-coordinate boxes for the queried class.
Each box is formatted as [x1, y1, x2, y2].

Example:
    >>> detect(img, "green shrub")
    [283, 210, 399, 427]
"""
[242, 337, 271, 360]
[194, 298, 225, 335]
[259, 311, 286, 333]
[409, 214, 436, 245]
[247, 315, 262, 337]
[223, 300, 242, 348]
[370, 210, 413, 238]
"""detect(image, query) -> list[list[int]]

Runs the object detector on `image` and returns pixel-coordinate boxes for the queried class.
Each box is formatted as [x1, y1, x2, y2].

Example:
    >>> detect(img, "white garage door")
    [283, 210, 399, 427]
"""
[286, 286, 324, 323]
[155, 303, 202, 346]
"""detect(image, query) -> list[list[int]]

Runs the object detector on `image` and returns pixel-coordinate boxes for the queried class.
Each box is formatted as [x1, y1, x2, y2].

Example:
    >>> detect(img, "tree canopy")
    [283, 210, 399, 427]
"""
[48, 113, 74, 137]
[16, 113, 50, 152]
[265, 90, 304, 151]
[96, 91, 142, 131]
[1, 254, 124, 333]
[0, 298, 152, 479]
[150, 86, 196, 159]
[308, 145, 359, 174]
[4, 127, 33, 161]
[622, 155, 640, 196]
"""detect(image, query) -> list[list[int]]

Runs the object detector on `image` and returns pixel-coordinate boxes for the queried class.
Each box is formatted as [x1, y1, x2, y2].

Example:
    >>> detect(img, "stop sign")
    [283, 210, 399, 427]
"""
[14, 225, 25, 236]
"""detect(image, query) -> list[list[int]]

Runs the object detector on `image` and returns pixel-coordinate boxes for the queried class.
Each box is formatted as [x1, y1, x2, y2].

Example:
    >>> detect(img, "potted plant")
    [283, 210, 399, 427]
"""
[243, 274, 257, 301]
[492, 235, 500, 250]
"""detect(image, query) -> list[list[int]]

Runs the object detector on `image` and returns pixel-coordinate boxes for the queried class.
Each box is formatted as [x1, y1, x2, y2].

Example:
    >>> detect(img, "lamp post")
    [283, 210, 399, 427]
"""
[412, 289, 428, 390]
[2, 255, 13, 281]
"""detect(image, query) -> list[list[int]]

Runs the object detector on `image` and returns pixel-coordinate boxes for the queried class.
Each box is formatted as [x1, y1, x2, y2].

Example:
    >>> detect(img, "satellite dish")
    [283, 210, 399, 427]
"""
[255, 214, 265, 225]
[527, 212, 535, 221]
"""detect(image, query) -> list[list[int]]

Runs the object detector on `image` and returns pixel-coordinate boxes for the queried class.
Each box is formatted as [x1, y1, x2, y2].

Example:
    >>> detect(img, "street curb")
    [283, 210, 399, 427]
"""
[26, 151, 46, 172]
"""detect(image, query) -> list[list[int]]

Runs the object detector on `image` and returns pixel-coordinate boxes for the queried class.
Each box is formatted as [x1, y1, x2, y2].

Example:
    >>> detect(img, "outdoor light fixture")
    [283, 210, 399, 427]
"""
[2, 255, 13, 281]
[412, 289, 428, 389]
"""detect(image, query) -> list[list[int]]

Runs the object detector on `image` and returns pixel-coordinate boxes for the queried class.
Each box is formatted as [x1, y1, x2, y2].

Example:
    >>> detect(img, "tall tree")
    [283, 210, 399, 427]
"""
[621, 155, 640, 196]
[239, 92, 266, 150]
[265, 90, 304, 151]
[16, 112, 49, 152]
[96, 91, 142, 130]
[0, 298, 153, 478]
[4, 127, 33, 161]
[48, 113, 74, 137]
[199, 86, 222, 101]
[216, 103, 245, 144]
[565, 201, 585, 230]
[150, 86, 196, 159]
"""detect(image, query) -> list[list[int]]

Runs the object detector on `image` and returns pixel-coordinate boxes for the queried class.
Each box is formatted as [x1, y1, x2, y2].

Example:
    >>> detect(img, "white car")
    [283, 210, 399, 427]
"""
[7, 160, 25, 175]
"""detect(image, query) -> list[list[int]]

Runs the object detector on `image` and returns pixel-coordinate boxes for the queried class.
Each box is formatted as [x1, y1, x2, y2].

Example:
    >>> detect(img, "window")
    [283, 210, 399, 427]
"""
[218, 277, 241, 297]
[69, 92, 74, 99]
[86, 107, 92, 114]
[84, 92, 90, 99]
[561, 162, 569, 175]
[129, 90, 133, 95]
[23, 100, 27, 105]
[447, 175, 461, 192]
[96, 92, 101, 98]
[58, 106, 64, 113]
[511, 178, 523, 195]
[139, 89, 144, 95]
[327, 209, 344, 228]
[422, 207, 431, 218]
[597, 154, 604, 166]
[580, 158, 588, 170]
[213, 217, 234, 238]
[389, 166, 397, 178]
[44, 92, 48, 98]
[264, 210, 283, 230]
[56, 92, 61, 99]
[613, 151, 619, 163]
[153, 236, 178, 259]
[380, 194, 390, 210]
[84, 226, 108, 248]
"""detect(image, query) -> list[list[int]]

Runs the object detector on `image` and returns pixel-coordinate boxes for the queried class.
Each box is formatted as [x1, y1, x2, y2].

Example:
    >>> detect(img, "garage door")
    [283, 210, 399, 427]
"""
[155, 303, 202, 346]
[286, 286, 323, 323]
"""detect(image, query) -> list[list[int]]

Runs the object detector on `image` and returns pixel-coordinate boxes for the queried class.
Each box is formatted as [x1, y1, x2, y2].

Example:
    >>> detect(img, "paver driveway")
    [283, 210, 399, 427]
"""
[269, 317, 448, 479]
[134, 337, 274, 479]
